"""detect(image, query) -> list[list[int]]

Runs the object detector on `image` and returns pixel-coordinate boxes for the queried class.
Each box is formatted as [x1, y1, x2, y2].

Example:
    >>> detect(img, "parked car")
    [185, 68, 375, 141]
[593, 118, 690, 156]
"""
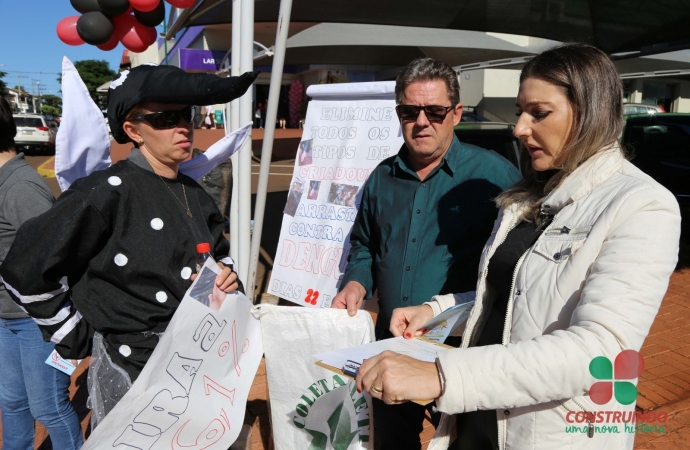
[621, 113, 690, 233]
[460, 111, 491, 122]
[454, 122, 522, 170]
[623, 103, 664, 115]
[12, 114, 56, 155]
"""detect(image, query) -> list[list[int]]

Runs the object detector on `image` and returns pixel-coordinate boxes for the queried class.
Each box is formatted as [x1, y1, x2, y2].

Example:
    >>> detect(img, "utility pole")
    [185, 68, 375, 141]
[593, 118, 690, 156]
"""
[34, 81, 43, 114]
[31, 79, 38, 113]
[16, 74, 28, 112]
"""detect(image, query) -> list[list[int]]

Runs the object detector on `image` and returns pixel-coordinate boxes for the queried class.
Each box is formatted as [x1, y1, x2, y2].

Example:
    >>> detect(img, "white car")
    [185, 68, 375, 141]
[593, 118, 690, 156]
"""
[623, 103, 664, 115]
[13, 114, 56, 155]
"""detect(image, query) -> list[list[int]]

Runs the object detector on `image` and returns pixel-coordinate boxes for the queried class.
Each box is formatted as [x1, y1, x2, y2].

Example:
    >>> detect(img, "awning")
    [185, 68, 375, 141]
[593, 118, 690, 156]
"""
[254, 23, 551, 67]
[96, 81, 110, 93]
[169, 0, 690, 55]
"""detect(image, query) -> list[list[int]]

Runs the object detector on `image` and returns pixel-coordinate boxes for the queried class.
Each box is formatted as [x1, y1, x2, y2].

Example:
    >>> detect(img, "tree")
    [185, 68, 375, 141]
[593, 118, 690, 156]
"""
[71, 60, 116, 108]
[0, 72, 6, 95]
[42, 94, 62, 115]
[42, 105, 61, 116]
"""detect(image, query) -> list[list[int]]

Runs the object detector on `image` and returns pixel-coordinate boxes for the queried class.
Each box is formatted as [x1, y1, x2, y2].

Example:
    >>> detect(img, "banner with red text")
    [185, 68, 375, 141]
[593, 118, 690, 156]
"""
[82, 259, 263, 449]
[268, 82, 403, 307]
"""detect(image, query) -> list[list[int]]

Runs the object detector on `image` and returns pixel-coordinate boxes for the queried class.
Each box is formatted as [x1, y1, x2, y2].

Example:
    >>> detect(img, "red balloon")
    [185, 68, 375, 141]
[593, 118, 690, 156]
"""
[166, 0, 195, 8]
[114, 14, 149, 52]
[113, 14, 136, 38]
[120, 36, 147, 53]
[129, 0, 159, 12]
[97, 33, 119, 51]
[146, 26, 158, 45]
[57, 16, 85, 46]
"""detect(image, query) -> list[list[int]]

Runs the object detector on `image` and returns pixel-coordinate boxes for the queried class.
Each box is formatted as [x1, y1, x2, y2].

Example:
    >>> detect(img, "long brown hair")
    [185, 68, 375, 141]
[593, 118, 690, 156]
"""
[496, 43, 624, 223]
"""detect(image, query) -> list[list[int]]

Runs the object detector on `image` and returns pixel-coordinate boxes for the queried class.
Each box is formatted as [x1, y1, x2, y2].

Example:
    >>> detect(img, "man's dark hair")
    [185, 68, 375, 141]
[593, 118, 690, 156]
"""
[0, 97, 16, 152]
[395, 58, 460, 106]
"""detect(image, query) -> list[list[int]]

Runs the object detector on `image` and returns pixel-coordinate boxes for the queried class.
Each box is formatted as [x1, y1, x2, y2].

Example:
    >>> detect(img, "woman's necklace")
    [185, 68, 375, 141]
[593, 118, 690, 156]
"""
[158, 174, 192, 218]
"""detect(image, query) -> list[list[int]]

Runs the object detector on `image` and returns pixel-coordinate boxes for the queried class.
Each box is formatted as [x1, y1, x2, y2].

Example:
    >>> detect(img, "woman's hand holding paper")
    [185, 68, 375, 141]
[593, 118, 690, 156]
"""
[389, 304, 434, 338]
[355, 351, 442, 404]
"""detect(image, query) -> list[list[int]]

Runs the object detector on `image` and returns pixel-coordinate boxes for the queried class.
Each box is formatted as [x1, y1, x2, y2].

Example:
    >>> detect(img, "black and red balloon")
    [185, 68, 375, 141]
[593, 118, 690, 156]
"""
[62, 0, 200, 52]
[97, 0, 131, 16]
[77, 11, 115, 45]
[70, 0, 102, 13]
[57, 16, 85, 46]
[134, 0, 164, 27]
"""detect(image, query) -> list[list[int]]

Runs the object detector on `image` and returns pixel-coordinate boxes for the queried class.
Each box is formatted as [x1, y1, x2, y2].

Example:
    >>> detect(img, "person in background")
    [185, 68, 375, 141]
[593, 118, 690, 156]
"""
[331, 57, 521, 450]
[259, 101, 267, 128]
[254, 103, 262, 128]
[192, 147, 233, 221]
[357, 43, 681, 450]
[0, 97, 83, 449]
[204, 105, 216, 129]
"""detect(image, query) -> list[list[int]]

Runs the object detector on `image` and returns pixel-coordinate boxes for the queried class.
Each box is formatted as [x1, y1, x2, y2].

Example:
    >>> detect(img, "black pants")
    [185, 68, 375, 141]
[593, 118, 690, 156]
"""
[371, 325, 456, 449]
[449, 409, 498, 450]
[373, 398, 440, 450]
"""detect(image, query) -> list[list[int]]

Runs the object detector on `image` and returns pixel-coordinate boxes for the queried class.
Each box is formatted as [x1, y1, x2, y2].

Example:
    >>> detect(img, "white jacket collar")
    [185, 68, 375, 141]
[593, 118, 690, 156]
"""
[540, 144, 624, 214]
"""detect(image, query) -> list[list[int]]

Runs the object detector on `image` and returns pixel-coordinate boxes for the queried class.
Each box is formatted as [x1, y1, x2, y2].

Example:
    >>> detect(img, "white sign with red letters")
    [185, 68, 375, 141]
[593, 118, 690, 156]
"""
[268, 81, 404, 308]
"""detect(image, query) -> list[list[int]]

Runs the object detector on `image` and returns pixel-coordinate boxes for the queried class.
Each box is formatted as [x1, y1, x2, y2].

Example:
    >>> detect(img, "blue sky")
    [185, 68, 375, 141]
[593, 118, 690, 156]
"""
[0, 0, 164, 97]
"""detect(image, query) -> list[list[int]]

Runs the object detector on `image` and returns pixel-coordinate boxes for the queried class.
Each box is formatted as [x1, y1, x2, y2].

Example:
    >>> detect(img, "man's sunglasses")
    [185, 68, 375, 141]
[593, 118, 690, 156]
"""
[396, 104, 454, 122]
[132, 106, 196, 129]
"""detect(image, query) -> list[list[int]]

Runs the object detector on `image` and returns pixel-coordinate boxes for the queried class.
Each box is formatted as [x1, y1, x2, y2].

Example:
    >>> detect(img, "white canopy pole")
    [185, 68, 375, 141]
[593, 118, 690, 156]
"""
[238, 0, 254, 284]
[246, 0, 293, 302]
[229, 0, 242, 266]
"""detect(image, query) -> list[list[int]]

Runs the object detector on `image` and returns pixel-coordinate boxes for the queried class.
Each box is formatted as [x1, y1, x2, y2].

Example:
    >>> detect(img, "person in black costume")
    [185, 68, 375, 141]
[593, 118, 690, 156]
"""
[0, 64, 258, 425]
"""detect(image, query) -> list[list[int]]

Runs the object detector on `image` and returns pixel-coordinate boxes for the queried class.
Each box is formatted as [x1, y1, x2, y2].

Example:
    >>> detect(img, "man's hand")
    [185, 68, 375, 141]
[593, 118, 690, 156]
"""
[331, 281, 367, 317]
[191, 263, 239, 293]
[355, 351, 442, 404]
[390, 304, 434, 338]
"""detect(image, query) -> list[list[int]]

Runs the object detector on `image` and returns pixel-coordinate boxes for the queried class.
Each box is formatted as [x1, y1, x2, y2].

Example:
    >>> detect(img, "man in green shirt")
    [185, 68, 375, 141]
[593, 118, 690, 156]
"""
[331, 58, 521, 449]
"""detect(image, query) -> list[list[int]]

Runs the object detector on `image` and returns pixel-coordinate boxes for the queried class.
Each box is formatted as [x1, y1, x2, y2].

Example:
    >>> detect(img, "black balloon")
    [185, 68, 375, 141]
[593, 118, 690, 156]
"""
[134, 0, 164, 27]
[97, 0, 130, 16]
[77, 11, 115, 46]
[70, 0, 102, 13]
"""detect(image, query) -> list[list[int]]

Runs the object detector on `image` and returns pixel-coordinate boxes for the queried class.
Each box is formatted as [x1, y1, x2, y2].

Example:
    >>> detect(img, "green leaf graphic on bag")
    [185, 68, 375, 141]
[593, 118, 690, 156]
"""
[295, 379, 371, 449]
[305, 428, 328, 450]
[328, 401, 359, 450]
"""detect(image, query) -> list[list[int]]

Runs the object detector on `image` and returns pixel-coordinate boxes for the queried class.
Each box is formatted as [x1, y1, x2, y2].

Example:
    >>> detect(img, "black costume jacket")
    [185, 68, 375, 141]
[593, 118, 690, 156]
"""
[0, 150, 237, 380]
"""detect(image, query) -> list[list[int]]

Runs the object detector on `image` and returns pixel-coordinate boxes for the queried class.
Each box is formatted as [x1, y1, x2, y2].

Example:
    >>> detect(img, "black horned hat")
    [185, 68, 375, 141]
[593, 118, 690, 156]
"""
[107, 64, 259, 144]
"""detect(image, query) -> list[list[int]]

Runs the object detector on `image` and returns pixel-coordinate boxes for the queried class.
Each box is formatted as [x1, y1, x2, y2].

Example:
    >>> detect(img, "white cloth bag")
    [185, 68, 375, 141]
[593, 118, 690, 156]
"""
[252, 304, 375, 450]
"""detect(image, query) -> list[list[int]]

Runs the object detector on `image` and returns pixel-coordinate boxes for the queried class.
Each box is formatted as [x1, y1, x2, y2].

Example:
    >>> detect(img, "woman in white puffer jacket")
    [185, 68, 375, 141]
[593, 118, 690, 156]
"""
[355, 43, 681, 450]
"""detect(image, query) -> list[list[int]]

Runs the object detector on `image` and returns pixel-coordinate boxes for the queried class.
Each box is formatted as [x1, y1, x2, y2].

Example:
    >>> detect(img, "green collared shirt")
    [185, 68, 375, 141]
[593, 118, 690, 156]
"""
[341, 136, 522, 334]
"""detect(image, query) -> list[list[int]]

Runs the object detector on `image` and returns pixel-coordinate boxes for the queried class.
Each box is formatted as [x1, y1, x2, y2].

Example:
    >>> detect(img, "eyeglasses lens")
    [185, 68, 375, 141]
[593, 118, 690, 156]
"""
[146, 106, 195, 128]
[397, 105, 450, 122]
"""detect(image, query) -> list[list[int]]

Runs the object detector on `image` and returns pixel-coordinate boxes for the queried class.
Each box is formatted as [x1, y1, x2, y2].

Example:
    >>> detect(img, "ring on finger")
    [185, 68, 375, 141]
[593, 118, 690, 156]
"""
[370, 385, 383, 395]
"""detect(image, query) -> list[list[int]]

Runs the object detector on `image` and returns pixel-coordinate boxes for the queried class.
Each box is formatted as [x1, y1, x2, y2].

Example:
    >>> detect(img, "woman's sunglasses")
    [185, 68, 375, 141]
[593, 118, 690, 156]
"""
[132, 106, 196, 129]
[396, 104, 454, 122]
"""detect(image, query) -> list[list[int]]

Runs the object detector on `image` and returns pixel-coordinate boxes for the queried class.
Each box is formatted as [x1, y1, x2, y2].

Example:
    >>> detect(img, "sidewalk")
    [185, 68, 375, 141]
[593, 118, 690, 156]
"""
[634, 263, 690, 449]
[4, 263, 690, 449]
